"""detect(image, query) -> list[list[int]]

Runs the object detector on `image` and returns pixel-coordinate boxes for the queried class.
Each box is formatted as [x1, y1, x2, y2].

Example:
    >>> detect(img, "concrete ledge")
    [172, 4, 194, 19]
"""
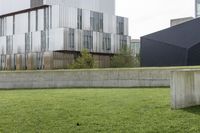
[171, 69, 200, 109]
[0, 68, 172, 89]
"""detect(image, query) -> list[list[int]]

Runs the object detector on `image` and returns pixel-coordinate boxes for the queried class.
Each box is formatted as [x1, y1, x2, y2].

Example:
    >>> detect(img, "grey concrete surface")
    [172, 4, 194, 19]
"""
[0, 68, 172, 89]
[171, 69, 200, 109]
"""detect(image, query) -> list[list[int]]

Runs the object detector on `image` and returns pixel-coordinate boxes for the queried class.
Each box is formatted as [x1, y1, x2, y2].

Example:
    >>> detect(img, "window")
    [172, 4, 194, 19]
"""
[69, 28, 75, 49]
[120, 36, 127, 49]
[117, 17, 124, 35]
[90, 11, 103, 32]
[84, 31, 93, 50]
[103, 33, 111, 51]
[77, 8, 82, 29]
[197, 4, 200, 17]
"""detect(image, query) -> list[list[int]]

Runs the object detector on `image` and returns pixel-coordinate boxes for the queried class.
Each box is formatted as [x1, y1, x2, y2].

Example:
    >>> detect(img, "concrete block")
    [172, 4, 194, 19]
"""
[171, 69, 200, 109]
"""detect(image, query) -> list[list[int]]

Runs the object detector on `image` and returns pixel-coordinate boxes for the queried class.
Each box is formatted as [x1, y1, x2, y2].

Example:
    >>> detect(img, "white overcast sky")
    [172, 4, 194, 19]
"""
[116, 0, 195, 39]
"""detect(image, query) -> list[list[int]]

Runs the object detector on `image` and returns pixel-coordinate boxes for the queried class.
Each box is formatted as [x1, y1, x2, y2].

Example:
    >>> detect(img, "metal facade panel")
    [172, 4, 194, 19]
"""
[74, 29, 83, 51]
[49, 28, 65, 51]
[44, 0, 115, 15]
[74, 29, 79, 51]
[141, 38, 187, 67]
[143, 18, 200, 49]
[82, 10, 91, 31]
[112, 34, 120, 53]
[13, 34, 26, 54]
[14, 13, 29, 34]
[51, 5, 60, 28]
[0, 36, 6, 54]
[188, 43, 200, 65]
[59, 6, 77, 29]
[6, 35, 13, 54]
[93, 32, 98, 53]
[124, 18, 129, 36]
[0, 55, 1, 70]
[31, 31, 42, 52]
[103, 14, 116, 34]
[111, 34, 115, 53]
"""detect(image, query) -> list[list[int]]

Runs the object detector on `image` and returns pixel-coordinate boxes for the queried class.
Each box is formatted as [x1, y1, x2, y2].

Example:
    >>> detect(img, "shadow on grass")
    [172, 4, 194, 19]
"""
[182, 106, 200, 115]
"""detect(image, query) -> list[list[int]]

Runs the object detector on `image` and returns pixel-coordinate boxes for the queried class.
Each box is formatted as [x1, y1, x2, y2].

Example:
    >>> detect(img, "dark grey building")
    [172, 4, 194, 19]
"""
[141, 17, 200, 67]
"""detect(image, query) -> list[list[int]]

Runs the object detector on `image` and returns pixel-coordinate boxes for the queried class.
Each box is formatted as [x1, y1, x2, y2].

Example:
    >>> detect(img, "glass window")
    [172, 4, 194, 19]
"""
[77, 8, 82, 29]
[117, 17, 124, 35]
[84, 30, 93, 50]
[90, 11, 103, 32]
[197, 4, 200, 17]
[69, 28, 75, 49]
[103, 33, 111, 51]
[120, 36, 127, 49]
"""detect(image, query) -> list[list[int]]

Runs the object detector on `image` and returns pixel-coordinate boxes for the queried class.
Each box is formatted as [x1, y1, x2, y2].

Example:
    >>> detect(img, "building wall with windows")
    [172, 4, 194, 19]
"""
[195, 0, 200, 17]
[130, 39, 140, 57]
[0, 0, 130, 70]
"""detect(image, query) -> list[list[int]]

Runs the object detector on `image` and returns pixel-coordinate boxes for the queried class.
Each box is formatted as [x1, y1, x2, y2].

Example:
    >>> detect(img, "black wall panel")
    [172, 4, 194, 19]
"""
[141, 38, 187, 67]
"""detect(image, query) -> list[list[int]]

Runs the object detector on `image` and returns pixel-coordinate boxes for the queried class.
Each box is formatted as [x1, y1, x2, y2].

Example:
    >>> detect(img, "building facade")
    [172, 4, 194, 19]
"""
[0, 0, 130, 70]
[130, 39, 140, 57]
[196, 0, 200, 17]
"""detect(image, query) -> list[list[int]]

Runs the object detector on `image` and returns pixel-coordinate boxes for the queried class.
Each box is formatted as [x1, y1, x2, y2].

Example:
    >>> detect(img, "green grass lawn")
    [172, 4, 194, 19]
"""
[0, 89, 200, 133]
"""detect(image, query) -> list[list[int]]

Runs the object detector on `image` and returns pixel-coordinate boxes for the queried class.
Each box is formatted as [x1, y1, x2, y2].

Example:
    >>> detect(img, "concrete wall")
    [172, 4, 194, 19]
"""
[0, 68, 173, 89]
[171, 69, 200, 109]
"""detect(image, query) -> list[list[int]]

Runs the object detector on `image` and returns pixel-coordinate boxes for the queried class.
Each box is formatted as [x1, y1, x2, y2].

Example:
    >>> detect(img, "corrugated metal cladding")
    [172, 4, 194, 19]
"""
[141, 17, 200, 67]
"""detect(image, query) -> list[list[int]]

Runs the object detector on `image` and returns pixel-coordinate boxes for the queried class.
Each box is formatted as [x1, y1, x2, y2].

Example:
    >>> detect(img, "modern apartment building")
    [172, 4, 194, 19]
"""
[195, 0, 200, 17]
[0, 0, 130, 70]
